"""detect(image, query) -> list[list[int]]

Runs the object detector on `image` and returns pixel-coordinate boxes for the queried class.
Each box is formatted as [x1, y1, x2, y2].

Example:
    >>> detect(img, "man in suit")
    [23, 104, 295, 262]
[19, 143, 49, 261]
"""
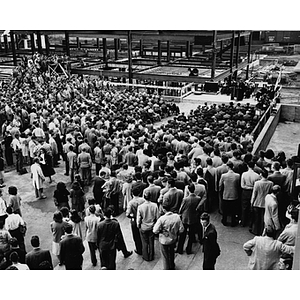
[215, 154, 229, 214]
[93, 171, 106, 207]
[132, 172, 147, 197]
[243, 226, 294, 270]
[200, 212, 220, 270]
[162, 178, 184, 213]
[268, 161, 287, 226]
[137, 190, 159, 261]
[250, 169, 273, 235]
[219, 161, 240, 226]
[97, 207, 123, 270]
[176, 184, 203, 254]
[25, 235, 53, 270]
[142, 175, 161, 204]
[264, 185, 281, 237]
[59, 223, 85, 270]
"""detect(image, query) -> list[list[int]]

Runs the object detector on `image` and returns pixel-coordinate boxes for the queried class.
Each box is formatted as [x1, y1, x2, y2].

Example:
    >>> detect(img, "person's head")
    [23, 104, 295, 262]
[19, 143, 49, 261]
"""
[147, 175, 154, 184]
[247, 161, 255, 169]
[272, 161, 280, 172]
[271, 185, 281, 195]
[64, 223, 73, 234]
[104, 207, 113, 218]
[206, 157, 213, 166]
[226, 161, 234, 170]
[291, 208, 299, 223]
[30, 235, 40, 248]
[6, 206, 13, 215]
[70, 209, 81, 223]
[60, 207, 69, 218]
[56, 181, 66, 191]
[196, 167, 204, 177]
[9, 251, 19, 264]
[265, 226, 276, 238]
[188, 183, 195, 194]
[53, 211, 63, 223]
[167, 178, 176, 188]
[87, 198, 96, 206]
[200, 212, 210, 227]
[189, 172, 197, 183]
[260, 169, 268, 179]
[278, 254, 293, 270]
[89, 205, 96, 214]
[9, 237, 19, 248]
[221, 154, 229, 164]
[8, 186, 17, 196]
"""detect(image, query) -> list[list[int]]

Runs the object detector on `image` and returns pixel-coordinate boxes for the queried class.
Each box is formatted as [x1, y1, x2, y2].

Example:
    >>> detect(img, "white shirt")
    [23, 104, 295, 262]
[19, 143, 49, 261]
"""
[5, 214, 25, 231]
[0, 197, 7, 216]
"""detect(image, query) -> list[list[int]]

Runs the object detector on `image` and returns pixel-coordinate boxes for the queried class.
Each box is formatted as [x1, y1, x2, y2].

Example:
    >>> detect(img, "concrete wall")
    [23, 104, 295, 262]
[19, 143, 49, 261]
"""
[252, 105, 282, 155]
[280, 104, 300, 122]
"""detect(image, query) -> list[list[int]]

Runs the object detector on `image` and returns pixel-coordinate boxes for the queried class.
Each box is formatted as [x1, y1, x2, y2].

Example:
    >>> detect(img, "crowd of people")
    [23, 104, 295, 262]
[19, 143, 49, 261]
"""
[0, 52, 298, 270]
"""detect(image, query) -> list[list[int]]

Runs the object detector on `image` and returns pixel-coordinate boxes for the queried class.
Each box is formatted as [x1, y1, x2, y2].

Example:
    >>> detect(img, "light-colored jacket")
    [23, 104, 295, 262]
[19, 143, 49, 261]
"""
[264, 194, 280, 230]
[31, 162, 45, 190]
[243, 236, 294, 270]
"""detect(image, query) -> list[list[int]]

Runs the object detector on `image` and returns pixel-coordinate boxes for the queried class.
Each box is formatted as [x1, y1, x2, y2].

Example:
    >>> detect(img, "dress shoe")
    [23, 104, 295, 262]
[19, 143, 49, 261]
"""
[186, 250, 193, 255]
[124, 251, 133, 258]
[175, 249, 183, 254]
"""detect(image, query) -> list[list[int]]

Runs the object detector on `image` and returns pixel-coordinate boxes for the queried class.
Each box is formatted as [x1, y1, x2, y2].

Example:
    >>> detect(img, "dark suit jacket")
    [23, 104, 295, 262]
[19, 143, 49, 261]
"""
[93, 176, 106, 202]
[97, 218, 122, 251]
[202, 223, 220, 260]
[25, 248, 53, 270]
[132, 180, 147, 197]
[59, 234, 85, 269]
[267, 172, 286, 188]
[179, 193, 201, 225]
[163, 187, 184, 213]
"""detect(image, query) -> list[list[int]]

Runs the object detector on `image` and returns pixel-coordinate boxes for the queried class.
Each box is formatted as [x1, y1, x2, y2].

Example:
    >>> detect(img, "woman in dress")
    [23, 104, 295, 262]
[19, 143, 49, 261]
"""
[53, 182, 70, 210]
[70, 181, 85, 219]
[50, 211, 68, 265]
[39, 148, 55, 183]
[69, 209, 83, 239]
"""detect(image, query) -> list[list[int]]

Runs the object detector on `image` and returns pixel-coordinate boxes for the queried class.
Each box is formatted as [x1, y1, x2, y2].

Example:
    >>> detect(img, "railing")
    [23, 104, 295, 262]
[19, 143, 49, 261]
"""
[251, 105, 272, 141]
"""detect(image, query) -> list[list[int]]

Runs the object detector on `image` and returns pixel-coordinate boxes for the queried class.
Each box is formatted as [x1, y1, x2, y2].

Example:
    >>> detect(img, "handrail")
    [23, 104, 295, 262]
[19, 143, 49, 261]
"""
[251, 105, 272, 140]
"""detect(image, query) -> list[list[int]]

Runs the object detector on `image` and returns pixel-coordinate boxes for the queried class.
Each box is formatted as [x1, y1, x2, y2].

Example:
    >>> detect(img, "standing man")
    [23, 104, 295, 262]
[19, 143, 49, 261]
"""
[97, 207, 122, 270]
[250, 169, 273, 236]
[142, 175, 161, 205]
[219, 161, 240, 226]
[240, 161, 260, 227]
[30, 157, 46, 200]
[162, 178, 184, 213]
[264, 185, 281, 237]
[59, 223, 85, 270]
[67, 145, 77, 183]
[176, 184, 202, 255]
[126, 189, 145, 255]
[200, 212, 221, 270]
[25, 236, 53, 270]
[136, 190, 159, 261]
[77, 147, 92, 185]
[243, 226, 294, 270]
[85, 205, 101, 267]
[153, 203, 184, 270]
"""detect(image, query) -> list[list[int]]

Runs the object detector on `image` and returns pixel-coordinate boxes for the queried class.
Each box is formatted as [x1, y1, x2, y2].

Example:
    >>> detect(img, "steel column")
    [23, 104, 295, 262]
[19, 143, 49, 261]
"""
[246, 32, 252, 80]
[10, 31, 17, 66]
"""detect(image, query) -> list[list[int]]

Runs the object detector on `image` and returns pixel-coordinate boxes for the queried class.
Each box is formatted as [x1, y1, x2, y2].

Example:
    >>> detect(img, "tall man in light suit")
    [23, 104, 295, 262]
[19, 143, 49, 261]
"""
[219, 161, 240, 227]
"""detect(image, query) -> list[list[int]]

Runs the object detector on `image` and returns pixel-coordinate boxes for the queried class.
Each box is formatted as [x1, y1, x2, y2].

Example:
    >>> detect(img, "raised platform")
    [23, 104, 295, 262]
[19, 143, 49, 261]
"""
[183, 92, 257, 106]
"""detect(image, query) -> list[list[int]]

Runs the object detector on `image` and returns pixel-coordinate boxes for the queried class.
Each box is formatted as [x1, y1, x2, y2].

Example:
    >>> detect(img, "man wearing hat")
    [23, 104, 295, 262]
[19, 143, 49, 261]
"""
[200, 212, 220, 270]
